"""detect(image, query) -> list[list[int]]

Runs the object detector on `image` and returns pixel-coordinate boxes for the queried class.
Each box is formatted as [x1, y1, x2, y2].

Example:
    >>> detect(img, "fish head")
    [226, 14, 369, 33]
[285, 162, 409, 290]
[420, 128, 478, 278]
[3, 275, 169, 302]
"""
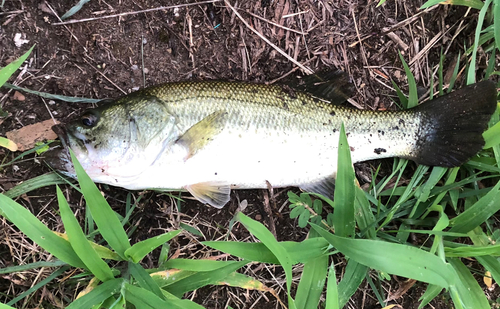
[48, 95, 178, 185]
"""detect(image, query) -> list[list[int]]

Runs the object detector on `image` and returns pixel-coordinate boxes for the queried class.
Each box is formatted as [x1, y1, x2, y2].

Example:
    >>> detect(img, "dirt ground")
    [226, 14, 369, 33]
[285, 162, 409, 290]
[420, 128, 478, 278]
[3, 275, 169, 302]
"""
[0, 0, 493, 308]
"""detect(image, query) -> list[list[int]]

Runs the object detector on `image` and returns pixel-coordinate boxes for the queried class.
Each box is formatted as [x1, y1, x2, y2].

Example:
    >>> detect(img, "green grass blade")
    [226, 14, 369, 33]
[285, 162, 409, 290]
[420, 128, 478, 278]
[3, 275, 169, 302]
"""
[0, 142, 55, 168]
[399, 51, 418, 108]
[418, 284, 443, 309]
[477, 256, 500, 287]
[61, 0, 90, 20]
[6, 266, 69, 307]
[495, 0, 500, 52]
[70, 149, 131, 257]
[449, 181, 500, 233]
[438, 50, 444, 95]
[337, 260, 367, 307]
[447, 52, 461, 92]
[125, 283, 204, 309]
[2, 82, 102, 103]
[333, 124, 355, 238]
[325, 262, 339, 309]
[0, 45, 34, 87]
[445, 243, 500, 257]
[151, 269, 196, 288]
[237, 212, 296, 308]
[215, 272, 270, 291]
[3, 172, 70, 200]
[0, 194, 85, 268]
[483, 120, 500, 149]
[416, 166, 447, 203]
[391, 80, 408, 108]
[66, 279, 124, 309]
[0, 260, 67, 274]
[164, 259, 237, 272]
[164, 260, 248, 296]
[448, 258, 490, 309]
[295, 254, 328, 309]
[125, 230, 181, 263]
[203, 237, 329, 264]
[420, 0, 483, 10]
[0, 304, 15, 309]
[354, 187, 377, 239]
[57, 186, 114, 281]
[311, 223, 457, 288]
[129, 262, 165, 300]
[467, 0, 492, 85]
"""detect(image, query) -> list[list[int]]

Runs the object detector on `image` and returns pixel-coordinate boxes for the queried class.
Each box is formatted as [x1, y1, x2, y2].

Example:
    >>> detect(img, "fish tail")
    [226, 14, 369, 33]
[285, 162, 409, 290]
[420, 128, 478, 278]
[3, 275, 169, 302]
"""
[411, 80, 497, 167]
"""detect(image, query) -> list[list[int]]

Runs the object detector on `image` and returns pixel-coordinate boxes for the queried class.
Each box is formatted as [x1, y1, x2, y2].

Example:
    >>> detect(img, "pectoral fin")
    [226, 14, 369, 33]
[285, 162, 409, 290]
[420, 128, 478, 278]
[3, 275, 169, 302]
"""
[176, 111, 228, 160]
[186, 181, 231, 208]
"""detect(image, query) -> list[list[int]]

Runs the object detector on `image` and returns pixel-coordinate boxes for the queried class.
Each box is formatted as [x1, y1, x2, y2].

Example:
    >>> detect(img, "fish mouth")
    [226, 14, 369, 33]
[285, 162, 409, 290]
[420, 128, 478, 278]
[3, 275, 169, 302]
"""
[52, 124, 70, 149]
[43, 124, 77, 177]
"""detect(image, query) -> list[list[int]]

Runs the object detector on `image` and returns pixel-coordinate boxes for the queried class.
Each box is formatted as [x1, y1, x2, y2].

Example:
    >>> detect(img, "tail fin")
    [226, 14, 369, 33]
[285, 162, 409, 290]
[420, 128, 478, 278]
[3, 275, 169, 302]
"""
[412, 81, 497, 167]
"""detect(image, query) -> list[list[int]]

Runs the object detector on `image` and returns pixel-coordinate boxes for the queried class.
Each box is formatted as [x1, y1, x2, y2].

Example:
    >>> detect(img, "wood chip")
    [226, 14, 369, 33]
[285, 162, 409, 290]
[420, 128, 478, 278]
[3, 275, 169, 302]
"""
[12, 91, 25, 101]
[6, 119, 59, 151]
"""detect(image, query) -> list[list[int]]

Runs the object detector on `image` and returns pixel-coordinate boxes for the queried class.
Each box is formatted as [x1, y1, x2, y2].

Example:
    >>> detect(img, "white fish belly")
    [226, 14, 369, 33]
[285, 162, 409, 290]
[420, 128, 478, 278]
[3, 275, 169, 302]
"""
[139, 127, 339, 190]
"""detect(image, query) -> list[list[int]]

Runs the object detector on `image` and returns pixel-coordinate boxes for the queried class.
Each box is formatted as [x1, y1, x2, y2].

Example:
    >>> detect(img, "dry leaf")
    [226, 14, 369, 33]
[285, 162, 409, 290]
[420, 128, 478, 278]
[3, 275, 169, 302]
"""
[6, 119, 59, 151]
[484, 270, 493, 289]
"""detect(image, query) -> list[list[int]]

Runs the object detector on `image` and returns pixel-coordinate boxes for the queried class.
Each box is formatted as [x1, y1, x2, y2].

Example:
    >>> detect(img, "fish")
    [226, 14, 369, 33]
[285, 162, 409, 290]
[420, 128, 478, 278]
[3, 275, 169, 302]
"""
[46, 75, 497, 208]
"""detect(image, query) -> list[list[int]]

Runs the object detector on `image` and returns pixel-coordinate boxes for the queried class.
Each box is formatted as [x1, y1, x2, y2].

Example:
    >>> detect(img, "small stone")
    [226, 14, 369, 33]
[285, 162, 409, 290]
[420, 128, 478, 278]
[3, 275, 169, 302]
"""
[131, 65, 138, 70]
[143, 68, 149, 74]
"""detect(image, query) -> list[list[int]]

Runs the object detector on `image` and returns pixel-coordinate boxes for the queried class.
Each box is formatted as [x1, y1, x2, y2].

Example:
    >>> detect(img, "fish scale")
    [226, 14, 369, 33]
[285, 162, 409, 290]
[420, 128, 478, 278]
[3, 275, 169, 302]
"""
[47, 79, 497, 208]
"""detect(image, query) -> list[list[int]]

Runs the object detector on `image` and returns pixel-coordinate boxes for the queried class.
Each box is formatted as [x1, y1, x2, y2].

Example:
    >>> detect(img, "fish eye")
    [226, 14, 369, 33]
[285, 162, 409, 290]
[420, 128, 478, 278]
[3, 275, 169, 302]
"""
[81, 113, 98, 127]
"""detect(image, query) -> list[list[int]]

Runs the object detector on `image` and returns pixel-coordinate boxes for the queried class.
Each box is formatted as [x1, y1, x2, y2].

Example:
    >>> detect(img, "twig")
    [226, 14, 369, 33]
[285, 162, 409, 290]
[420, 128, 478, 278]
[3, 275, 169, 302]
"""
[52, 0, 221, 25]
[83, 58, 127, 95]
[224, 0, 314, 75]
[282, 10, 309, 18]
[348, 6, 437, 48]
[409, 23, 455, 66]
[141, 35, 146, 88]
[266, 56, 317, 84]
[41, 98, 57, 125]
[240, 9, 307, 35]
[45, 1, 87, 52]
[351, 9, 370, 73]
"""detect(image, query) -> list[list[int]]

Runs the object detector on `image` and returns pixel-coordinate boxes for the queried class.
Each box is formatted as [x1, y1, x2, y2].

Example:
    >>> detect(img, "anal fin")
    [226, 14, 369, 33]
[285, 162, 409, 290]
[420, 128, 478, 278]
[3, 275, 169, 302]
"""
[300, 177, 336, 200]
[185, 181, 231, 208]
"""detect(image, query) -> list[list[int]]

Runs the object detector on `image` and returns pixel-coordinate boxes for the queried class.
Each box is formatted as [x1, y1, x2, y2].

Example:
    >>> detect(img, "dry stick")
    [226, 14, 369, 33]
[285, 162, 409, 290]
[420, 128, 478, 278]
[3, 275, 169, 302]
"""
[224, 0, 314, 75]
[83, 58, 127, 95]
[351, 9, 370, 75]
[409, 24, 455, 66]
[266, 56, 317, 84]
[44, 1, 87, 53]
[52, 0, 221, 25]
[41, 98, 58, 125]
[348, 6, 437, 48]
[241, 9, 307, 35]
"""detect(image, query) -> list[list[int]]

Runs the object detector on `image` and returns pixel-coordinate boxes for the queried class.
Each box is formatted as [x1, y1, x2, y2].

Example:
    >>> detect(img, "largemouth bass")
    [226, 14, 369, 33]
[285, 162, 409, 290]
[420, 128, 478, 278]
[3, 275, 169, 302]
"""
[47, 78, 497, 208]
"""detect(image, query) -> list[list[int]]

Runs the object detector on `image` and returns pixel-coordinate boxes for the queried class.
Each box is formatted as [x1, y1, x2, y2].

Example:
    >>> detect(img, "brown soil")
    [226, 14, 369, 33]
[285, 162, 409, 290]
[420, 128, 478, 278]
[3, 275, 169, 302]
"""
[0, 0, 493, 308]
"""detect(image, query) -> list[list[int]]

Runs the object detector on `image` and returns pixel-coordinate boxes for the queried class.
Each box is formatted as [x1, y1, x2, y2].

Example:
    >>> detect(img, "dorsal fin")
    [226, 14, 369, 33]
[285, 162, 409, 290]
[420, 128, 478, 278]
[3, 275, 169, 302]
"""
[289, 70, 354, 105]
